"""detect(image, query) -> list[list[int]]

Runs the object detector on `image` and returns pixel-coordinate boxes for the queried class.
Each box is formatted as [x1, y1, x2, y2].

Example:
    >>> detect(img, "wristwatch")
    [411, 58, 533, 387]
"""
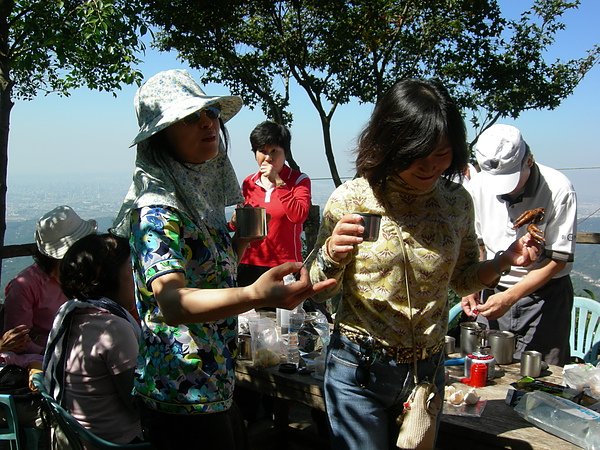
[493, 250, 511, 276]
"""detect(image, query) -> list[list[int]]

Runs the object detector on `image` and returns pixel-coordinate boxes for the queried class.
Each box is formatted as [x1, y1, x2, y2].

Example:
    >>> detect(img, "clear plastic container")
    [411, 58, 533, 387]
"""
[514, 390, 600, 449]
[287, 331, 300, 365]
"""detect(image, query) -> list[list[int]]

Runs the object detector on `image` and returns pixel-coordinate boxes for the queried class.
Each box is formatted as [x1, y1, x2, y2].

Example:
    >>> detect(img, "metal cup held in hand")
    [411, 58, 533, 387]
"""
[236, 207, 267, 238]
[520, 350, 543, 378]
[355, 213, 381, 242]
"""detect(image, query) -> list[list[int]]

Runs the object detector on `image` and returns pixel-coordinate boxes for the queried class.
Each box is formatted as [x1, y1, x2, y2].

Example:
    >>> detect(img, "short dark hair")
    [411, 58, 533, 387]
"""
[33, 249, 60, 275]
[249, 121, 291, 155]
[60, 233, 131, 300]
[355, 78, 468, 206]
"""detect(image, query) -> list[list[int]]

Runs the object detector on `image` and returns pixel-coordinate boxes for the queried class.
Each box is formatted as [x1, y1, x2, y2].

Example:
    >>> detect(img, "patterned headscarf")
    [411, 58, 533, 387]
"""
[112, 141, 243, 237]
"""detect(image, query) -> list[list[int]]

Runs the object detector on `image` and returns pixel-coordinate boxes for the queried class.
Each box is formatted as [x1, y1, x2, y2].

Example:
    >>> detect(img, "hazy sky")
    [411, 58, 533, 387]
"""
[7, 0, 600, 205]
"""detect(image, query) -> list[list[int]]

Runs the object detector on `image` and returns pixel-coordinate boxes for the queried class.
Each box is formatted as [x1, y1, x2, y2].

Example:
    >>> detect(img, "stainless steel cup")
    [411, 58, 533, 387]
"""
[520, 350, 542, 377]
[238, 334, 252, 360]
[236, 207, 267, 238]
[488, 330, 516, 365]
[444, 336, 456, 355]
[355, 213, 381, 242]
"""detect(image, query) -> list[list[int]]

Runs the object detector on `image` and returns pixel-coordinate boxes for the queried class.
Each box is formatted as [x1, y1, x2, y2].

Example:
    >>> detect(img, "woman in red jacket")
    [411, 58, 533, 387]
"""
[235, 121, 312, 287]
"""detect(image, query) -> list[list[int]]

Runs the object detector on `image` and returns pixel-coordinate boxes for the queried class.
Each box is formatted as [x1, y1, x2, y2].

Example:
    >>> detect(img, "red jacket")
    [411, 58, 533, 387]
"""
[239, 165, 311, 266]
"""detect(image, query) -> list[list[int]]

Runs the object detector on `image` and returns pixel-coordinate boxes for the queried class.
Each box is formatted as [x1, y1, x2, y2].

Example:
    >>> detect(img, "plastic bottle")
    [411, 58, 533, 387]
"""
[286, 331, 300, 366]
[286, 305, 305, 366]
[277, 274, 297, 335]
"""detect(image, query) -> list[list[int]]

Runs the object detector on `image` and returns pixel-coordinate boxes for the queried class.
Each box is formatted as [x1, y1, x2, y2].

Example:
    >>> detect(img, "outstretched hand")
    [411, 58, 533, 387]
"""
[252, 262, 337, 310]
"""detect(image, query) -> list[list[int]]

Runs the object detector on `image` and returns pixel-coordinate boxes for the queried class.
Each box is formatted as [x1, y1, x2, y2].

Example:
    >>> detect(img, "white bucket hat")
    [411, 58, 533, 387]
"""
[130, 69, 243, 147]
[475, 124, 527, 195]
[35, 206, 98, 259]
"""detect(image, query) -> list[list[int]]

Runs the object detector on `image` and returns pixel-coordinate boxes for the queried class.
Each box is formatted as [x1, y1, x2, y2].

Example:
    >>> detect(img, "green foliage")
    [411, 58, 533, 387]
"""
[462, 0, 600, 140]
[142, 0, 598, 184]
[4, 0, 149, 99]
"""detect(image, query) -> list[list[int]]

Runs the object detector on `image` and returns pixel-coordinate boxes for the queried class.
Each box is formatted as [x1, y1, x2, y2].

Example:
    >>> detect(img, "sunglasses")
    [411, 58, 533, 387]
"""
[355, 337, 375, 389]
[182, 105, 221, 125]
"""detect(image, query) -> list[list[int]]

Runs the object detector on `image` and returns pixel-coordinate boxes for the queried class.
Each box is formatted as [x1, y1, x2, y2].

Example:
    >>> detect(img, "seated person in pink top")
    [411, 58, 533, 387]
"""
[232, 121, 312, 286]
[43, 233, 143, 445]
[3, 205, 97, 354]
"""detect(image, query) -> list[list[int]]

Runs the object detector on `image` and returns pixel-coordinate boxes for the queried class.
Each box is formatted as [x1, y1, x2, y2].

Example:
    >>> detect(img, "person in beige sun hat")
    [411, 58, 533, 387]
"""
[112, 69, 336, 450]
[3, 205, 97, 355]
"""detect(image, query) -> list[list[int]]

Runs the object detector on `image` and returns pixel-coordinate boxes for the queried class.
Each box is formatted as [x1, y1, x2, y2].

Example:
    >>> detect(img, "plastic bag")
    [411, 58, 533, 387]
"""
[238, 309, 259, 335]
[563, 363, 600, 399]
[299, 310, 330, 354]
[515, 390, 600, 450]
[249, 316, 284, 368]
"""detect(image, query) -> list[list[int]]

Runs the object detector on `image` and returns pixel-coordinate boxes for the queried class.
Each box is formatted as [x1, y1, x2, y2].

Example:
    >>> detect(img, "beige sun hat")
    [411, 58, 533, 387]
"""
[35, 206, 98, 259]
[130, 69, 243, 147]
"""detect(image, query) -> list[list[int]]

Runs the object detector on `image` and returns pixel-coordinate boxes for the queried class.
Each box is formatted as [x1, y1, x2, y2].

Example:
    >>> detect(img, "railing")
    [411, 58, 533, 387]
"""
[3, 231, 600, 260]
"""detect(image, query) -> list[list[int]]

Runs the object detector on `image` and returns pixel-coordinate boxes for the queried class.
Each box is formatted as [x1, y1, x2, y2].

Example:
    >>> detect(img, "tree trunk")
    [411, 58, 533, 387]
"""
[319, 115, 342, 187]
[303, 204, 320, 257]
[0, 1, 13, 286]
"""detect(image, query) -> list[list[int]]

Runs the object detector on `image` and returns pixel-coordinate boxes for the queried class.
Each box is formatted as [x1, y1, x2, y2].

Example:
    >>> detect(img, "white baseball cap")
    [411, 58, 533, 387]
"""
[475, 124, 527, 195]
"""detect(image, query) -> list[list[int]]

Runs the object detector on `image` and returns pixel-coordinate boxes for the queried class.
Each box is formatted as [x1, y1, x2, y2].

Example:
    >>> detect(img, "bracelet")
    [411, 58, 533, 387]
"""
[316, 239, 343, 273]
[492, 250, 511, 276]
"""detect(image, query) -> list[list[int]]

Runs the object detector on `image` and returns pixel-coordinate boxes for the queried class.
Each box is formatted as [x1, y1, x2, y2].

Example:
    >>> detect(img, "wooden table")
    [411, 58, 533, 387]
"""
[235, 359, 582, 450]
[235, 359, 326, 411]
[439, 362, 580, 450]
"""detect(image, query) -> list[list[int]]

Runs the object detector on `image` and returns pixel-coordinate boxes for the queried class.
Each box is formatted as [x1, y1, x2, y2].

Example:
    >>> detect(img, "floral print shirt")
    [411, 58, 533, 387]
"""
[129, 205, 238, 414]
[309, 176, 487, 350]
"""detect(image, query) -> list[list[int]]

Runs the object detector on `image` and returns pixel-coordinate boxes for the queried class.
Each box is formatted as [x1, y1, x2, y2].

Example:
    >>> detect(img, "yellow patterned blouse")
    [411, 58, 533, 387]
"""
[309, 175, 487, 350]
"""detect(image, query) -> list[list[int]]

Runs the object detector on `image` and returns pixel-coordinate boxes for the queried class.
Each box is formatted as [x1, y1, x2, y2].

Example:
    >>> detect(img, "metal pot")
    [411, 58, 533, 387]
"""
[487, 330, 516, 365]
[460, 322, 487, 356]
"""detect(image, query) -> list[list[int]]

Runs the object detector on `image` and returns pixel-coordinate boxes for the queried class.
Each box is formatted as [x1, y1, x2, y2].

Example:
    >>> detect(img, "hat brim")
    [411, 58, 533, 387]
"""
[37, 219, 98, 259]
[477, 170, 521, 196]
[130, 95, 243, 147]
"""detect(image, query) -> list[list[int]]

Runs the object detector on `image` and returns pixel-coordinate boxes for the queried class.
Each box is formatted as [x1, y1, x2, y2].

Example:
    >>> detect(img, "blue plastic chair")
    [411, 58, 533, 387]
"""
[570, 296, 600, 364]
[448, 302, 463, 325]
[0, 394, 21, 450]
[31, 373, 151, 450]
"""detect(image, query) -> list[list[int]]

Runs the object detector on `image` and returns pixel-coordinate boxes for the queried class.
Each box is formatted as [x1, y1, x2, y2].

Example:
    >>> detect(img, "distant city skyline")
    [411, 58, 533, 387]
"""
[4, 176, 600, 300]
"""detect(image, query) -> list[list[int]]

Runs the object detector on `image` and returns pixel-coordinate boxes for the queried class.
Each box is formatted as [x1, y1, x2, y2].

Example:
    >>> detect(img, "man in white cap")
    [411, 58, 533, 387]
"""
[461, 124, 577, 366]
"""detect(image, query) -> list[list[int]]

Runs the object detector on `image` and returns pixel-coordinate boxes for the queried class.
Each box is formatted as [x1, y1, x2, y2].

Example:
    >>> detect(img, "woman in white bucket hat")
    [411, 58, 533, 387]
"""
[113, 69, 335, 449]
[3, 205, 97, 355]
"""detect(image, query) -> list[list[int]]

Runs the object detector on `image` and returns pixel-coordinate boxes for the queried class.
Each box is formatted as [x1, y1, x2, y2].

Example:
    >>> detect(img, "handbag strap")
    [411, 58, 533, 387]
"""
[397, 224, 444, 386]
